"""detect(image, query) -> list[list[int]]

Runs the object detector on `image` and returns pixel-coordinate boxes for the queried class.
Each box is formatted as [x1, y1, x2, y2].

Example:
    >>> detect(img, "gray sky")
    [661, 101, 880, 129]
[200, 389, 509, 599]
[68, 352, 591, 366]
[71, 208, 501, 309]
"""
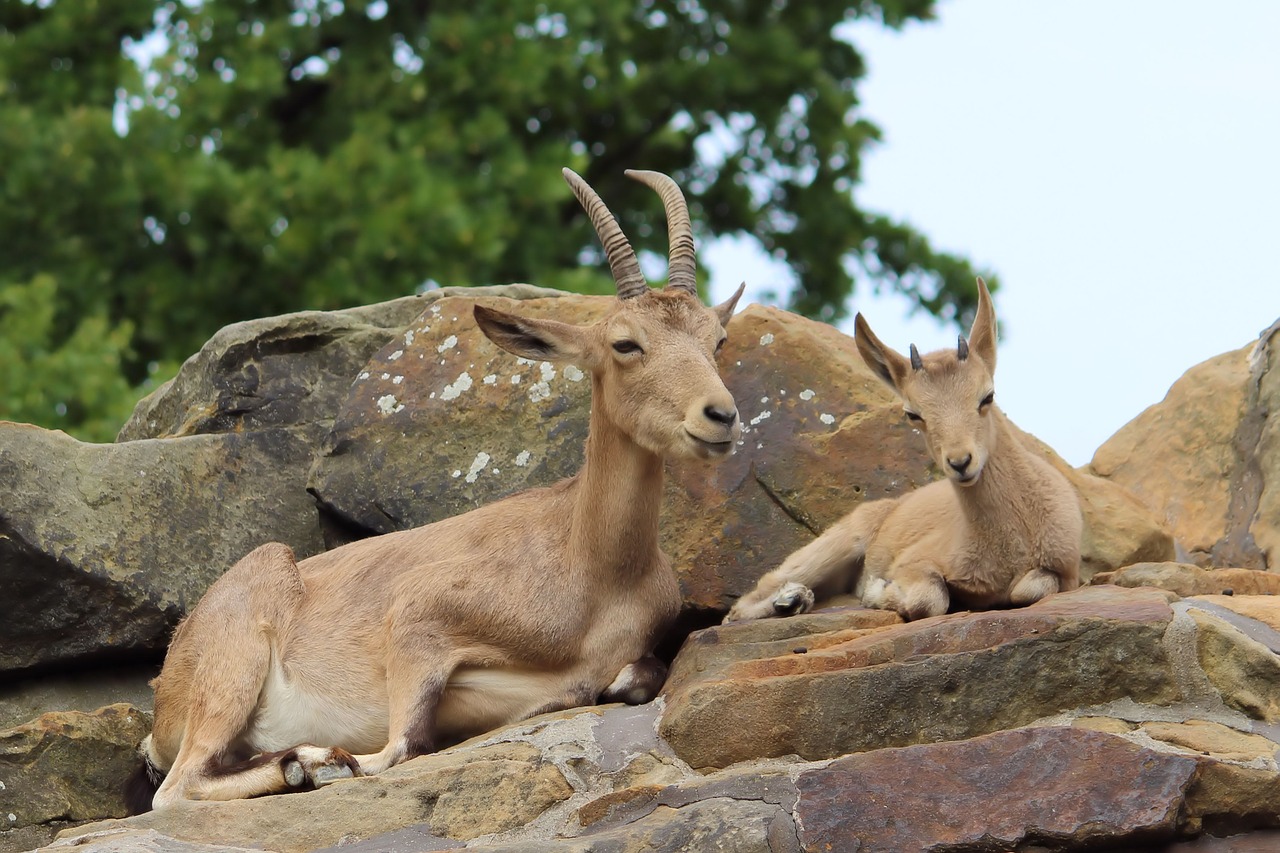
[707, 1, 1280, 467]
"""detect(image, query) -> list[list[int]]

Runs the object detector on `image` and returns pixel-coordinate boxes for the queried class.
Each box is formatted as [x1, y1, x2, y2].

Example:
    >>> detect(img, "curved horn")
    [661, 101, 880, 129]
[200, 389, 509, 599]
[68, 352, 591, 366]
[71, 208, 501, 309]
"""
[625, 169, 697, 296]
[562, 168, 648, 300]
[957, 335, 969, 361]
[909, 344, 924, 371]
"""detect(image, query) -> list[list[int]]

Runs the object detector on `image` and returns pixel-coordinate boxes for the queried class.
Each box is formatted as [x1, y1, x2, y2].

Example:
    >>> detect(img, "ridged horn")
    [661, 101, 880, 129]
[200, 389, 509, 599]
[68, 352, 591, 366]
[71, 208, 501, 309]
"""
[625, 169, 697, 296]
[562, 168, 648, 300]
[909, 344, 924, 371]
[957, 335, 969, 361]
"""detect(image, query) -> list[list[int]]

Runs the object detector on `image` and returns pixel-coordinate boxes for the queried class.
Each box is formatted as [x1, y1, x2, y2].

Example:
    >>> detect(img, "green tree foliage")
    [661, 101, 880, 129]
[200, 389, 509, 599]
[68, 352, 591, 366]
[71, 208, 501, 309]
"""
[0, 0, 993, 441]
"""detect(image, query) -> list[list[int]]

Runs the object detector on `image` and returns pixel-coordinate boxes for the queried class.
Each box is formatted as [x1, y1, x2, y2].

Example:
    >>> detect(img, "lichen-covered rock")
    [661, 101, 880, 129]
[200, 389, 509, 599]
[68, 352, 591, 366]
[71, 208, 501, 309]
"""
[1090, 321, 1280, 569]
[0, 423, 325, 674]
[0, 704, 151, 852]
[1191, 608, 1280, 722]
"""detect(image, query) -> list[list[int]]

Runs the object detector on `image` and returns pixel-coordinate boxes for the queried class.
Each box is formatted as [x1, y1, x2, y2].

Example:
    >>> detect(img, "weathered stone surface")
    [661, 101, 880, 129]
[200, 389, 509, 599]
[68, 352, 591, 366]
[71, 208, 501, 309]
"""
[1191, 609, 1280, 722]
[1183, 760, 1280, 837]
[0, 704, 151, 852]
[1093, 562, 1280, 597]
[119, 296, 433, 441]
[0, 422, 325, 673]
[43, 828, 265, 853]
[1191, 594, 1280, 636]
[1158, 832, 1280, 853]
[1140, 720, 1280, 763]
[66, 742, 571, 853]
[1090, 322, 1280, 570]
[660, 586, 1182, 769]
[794, 727, 1197, 851]
[0, 665, 155, 730]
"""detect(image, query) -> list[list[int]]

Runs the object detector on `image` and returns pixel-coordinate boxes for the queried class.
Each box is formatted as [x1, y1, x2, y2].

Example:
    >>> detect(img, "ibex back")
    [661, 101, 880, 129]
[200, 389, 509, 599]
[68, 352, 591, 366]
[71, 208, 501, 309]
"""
[726, 278, 1081, 623]
[129, 168, 745, 811]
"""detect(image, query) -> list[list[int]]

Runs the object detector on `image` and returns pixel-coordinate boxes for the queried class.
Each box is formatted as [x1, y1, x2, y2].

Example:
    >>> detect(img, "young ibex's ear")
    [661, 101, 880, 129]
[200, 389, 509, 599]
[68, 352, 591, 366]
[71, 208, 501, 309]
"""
[854, 313, 911, 394]
[714, 282, 746, 326]
[967, 277, 997, 372]
[474, 305, 590, 363]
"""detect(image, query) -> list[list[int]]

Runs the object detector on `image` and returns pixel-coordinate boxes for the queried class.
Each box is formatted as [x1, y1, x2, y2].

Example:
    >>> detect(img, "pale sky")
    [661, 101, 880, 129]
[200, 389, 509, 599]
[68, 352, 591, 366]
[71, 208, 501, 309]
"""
[706, 1, 1280, 467]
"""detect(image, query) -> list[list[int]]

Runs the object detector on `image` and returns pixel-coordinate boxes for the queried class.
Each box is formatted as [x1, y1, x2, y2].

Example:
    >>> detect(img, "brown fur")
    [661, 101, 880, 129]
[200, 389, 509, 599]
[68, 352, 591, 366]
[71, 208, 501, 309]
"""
[726, 278, 1081, 623]
[137, 170, 745, 809]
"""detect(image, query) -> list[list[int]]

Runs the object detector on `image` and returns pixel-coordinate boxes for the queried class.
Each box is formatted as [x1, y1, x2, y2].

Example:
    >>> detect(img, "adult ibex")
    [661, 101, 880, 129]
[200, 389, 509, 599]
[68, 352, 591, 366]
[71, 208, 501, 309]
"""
[128, 168, 745, 811]
[726, 278, 1081, 623]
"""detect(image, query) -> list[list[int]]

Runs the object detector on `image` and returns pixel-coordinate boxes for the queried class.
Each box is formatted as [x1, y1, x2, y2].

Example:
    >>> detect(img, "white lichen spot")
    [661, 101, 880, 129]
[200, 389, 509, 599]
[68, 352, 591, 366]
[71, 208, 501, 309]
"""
[440, 371, 474, 401]
[516, 357, 535, 366]
[381, 373, 391, 380]
[749, 410, 772, 427]
[529, 382, 551, 403]
[759, 396, 769, 404]
[515, 450, 531, 467]
[780, 389, 787, 396]
[431, 304, 442, 315]
[759, 333, 775, 346]
[7, 814, 15, 823]
[437, 335, 458, 353]
[452, 469, 461, 478]
[420, 325, 431, 333]
[799, 389, 816, 401]
[429, 392, 436, 399]
[388, 349, 404, 361]
[483, 374, 498, 385]
[564, 364, 585, 382]
[0, 781, 5, 791]
[357, 371, 370, 380]
[820, 413, 836, 425]
[756, 442, 764, 450]
[392, 376, 404, 385]
[376, 394, 404, 415]
[511, 374, 522, 384]
[492, 468, 501, 475]
[404, 329, 415, 346]
[539, 362, 556, 382]
[736, 360, 742, 366]
[465, 451, 491, 483]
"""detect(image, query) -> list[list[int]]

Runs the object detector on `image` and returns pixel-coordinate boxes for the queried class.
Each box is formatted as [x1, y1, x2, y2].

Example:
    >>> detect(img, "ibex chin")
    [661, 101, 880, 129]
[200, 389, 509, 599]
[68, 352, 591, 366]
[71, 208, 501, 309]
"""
[127, 168, 745, 811]
[726, 278, 1081, 623]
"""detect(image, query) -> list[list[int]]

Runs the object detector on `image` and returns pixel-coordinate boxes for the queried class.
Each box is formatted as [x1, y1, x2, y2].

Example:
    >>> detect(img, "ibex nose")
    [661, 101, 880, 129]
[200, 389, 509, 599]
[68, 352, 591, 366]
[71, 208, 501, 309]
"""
[703, 404, 738, 427]
[948, 454, 973, 475]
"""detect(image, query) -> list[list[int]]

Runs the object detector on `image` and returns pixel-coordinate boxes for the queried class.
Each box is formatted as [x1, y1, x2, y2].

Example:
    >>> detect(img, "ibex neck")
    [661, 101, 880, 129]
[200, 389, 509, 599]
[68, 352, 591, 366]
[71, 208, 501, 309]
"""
[954, 409, 1038, 520]
[567, 381, 665, 574]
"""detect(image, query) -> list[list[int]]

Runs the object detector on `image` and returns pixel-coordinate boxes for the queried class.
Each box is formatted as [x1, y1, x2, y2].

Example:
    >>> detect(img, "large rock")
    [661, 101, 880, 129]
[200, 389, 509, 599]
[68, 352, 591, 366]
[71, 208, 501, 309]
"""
[0, 423, 326, 674]
[1090, 320, 1280, 568]
[0, 704, 151, 853]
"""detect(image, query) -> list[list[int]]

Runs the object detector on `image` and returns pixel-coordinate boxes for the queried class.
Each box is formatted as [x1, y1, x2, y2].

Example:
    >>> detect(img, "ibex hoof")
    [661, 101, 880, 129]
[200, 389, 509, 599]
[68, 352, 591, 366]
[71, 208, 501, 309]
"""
[284, 746, 360, 789]
[772, 582, 815, 617]
[312, 763, 356, 786]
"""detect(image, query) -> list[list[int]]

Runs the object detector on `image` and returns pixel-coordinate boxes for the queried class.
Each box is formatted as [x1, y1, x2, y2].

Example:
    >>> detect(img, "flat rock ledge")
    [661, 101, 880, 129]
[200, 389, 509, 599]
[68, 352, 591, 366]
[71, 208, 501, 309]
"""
[27, 584, 1280, 853]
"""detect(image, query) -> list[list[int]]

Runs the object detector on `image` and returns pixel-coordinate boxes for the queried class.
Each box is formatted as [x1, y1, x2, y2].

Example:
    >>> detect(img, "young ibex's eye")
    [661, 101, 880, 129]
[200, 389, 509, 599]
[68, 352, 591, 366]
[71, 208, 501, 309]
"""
[905, 410, 924, 425]
[979, 391, 995, 411]
[612, 340, 643, 355]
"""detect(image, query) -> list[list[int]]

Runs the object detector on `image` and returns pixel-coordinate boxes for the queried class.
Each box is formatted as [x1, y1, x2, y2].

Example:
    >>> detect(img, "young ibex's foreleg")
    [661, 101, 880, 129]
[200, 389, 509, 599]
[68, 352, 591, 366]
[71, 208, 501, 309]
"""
[1009, 549, 1081, 606]
[725, 499, 896, 622]
[151, 545, 359, 808]
[349, 637, 456, 775]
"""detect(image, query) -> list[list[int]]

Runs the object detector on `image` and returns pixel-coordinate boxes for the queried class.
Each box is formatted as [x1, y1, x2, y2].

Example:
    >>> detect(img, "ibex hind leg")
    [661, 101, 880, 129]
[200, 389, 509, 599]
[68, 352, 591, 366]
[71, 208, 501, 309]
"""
[1009, 567, 1067, 606]
[150, 543, 350, 807]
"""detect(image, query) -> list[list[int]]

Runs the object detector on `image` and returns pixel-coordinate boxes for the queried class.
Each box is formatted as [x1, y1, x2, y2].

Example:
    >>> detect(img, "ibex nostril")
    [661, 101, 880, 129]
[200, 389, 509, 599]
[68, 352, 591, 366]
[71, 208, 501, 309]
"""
[704, 405, 737, 426]
[949, 454, 972, 474]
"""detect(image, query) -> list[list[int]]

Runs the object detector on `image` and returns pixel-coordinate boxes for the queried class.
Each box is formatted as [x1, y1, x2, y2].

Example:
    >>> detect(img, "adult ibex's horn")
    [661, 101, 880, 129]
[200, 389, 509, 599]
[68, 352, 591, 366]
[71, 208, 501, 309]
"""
[563, 168, 648, 300]
[626, 169, 697, 296]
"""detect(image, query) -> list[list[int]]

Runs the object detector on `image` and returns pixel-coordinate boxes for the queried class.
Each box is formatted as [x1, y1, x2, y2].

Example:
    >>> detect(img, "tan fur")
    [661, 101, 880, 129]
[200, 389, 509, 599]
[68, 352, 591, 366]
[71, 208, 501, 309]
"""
[726, 279, 1081, 623]
[141, 170, 745, 808]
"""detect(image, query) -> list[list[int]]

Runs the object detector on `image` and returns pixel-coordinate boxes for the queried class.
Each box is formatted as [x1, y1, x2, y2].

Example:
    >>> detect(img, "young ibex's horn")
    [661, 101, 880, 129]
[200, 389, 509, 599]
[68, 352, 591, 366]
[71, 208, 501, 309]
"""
[910, 344, 924, 371]
[957, 335, 969, 361]
[562, 168, 648, 300]
[625, 169, 697, 296]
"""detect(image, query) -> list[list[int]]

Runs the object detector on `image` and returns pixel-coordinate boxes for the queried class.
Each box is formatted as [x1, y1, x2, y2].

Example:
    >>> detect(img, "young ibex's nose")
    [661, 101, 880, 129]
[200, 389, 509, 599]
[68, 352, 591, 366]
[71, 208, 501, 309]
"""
[703, 403, 738, 427]
[948, 454, 973, 475]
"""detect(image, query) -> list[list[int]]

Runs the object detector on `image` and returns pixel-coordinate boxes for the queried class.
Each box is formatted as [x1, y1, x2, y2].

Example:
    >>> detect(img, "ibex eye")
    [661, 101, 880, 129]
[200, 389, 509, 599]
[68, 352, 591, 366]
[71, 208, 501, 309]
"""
[979, 391, 995, 411]
[612, 340, 642, 355]
[905, 411, 924, 424]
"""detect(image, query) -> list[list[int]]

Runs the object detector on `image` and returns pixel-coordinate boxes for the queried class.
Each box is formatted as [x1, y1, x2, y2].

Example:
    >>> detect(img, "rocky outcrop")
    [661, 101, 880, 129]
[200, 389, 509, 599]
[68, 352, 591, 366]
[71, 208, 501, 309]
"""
[1, 287, 1171, 683]
[0, 704, 150, 852]
[1090, 321, 1280, 568]
[44, 583, 1280, 853]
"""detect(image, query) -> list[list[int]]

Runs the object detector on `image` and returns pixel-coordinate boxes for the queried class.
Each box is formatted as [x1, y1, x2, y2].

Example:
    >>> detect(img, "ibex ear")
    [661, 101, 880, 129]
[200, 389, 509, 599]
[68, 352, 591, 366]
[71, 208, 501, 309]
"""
[967, 277, 997, 372]
[713, 282, 746, 326]
[474, 305, 589, 362]
[854, 313, 911, 395]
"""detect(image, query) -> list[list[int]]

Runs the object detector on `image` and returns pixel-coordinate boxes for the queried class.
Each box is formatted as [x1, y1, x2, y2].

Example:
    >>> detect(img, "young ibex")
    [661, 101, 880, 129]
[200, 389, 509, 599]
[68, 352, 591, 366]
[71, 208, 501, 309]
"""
[725, 279, 1081, 623]
[128, 168, 745, 811]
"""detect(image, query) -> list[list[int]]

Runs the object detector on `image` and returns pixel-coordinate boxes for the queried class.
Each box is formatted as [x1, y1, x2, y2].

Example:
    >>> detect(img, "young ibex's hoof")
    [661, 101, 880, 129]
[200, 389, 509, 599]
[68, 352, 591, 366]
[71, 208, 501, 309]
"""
[283, 746, 361, 789]
[772, 582, 815, 617]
